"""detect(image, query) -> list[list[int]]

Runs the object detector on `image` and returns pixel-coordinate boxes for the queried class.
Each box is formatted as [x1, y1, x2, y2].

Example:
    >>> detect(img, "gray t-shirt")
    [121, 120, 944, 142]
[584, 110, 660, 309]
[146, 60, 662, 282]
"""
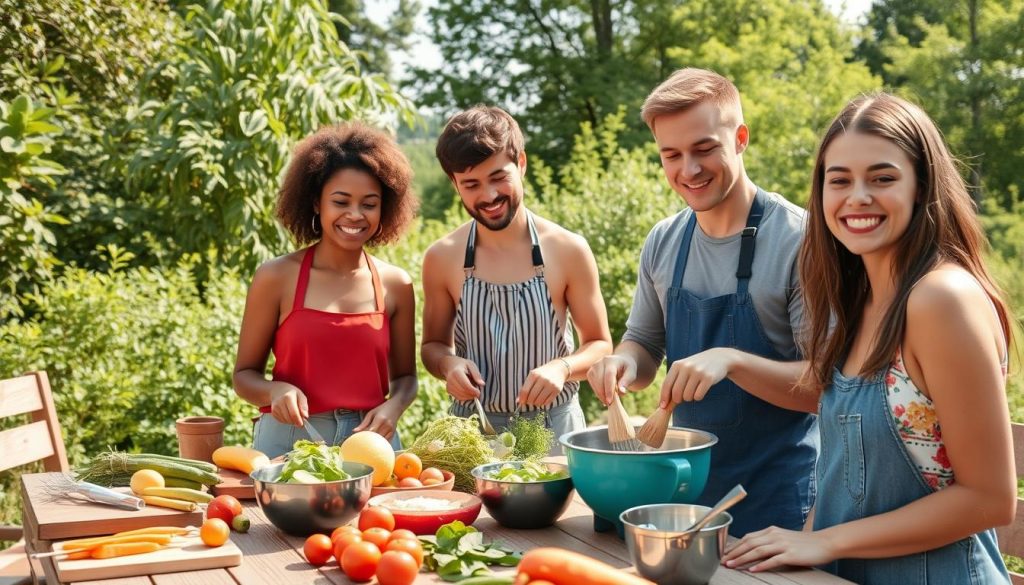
[623, 191, 805, 364]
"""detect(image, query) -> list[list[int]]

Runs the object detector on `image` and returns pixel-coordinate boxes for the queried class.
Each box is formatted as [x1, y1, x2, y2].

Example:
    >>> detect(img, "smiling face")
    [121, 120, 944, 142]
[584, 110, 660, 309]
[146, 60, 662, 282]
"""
[821, 131, 918, 261]
[451, 151, 525, 231]
[314, 167, 383, 249]
[652, 100, 748, 214]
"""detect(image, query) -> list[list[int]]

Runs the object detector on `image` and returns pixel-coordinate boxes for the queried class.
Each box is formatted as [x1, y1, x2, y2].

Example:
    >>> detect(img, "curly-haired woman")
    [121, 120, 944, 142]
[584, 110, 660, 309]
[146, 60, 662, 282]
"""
[233, 123, 419, 458]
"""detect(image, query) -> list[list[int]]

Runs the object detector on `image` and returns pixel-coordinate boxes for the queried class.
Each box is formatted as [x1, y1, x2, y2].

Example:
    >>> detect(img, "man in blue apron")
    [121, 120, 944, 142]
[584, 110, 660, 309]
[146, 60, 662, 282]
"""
[421, 106, 613, 451]
[587, 68, 818, 536]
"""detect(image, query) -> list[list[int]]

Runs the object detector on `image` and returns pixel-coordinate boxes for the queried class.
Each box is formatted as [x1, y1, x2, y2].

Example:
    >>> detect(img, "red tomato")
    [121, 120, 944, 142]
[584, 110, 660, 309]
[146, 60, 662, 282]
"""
[330, 524, 361, 544]
[302, 534, 333, 566]
[385, 538, 423, 567]
[206, 499, 237, 525]
[332, 532, 362, 561]
[358, 506, 396, 531]
[376, 550, 419, 585]
[361, 527, 391, 550]
[387, 529, 417, 543]
[341, 541, 382, 582]
[212, 495, 242, 516]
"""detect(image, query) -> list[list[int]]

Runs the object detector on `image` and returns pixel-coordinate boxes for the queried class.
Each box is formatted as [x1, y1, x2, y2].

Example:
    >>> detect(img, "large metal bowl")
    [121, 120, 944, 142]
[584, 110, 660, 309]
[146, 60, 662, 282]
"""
[471, 461, 574, 529]
[251, 461, 374, 536]
[620, 504, 732, 585]
[560, 426, 717, 537]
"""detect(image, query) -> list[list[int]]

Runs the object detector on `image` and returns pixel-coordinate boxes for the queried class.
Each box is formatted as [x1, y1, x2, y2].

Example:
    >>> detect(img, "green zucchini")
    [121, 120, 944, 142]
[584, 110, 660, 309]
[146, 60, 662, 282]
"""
[140, 487, 214, 503]
[136, 453, 218, 473]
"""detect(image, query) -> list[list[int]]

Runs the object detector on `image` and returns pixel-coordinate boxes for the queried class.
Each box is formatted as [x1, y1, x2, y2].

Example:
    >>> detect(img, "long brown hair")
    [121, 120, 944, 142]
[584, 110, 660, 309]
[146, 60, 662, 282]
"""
[799, 93, 1012, 390]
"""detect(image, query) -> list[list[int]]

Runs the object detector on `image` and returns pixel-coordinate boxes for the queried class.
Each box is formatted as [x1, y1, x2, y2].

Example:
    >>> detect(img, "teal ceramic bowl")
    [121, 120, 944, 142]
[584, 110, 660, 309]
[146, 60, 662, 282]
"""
[559, 426, 717, 538]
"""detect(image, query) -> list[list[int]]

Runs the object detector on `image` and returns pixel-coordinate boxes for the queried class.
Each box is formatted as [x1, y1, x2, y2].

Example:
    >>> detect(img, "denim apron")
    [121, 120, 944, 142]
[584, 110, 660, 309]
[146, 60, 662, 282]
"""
[664, 188, 818, 537]
[814, 367, 1010, 584]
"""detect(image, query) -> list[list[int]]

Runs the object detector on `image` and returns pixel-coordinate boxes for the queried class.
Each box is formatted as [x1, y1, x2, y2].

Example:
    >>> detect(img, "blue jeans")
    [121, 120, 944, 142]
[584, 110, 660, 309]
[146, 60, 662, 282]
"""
[252, 409, 402, 458]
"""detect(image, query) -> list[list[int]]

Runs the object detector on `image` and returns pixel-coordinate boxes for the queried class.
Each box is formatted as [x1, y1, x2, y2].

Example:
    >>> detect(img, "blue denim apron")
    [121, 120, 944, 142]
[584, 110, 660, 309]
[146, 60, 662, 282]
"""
[815, 366, 1010, 584]
[664, 188, 818, 537]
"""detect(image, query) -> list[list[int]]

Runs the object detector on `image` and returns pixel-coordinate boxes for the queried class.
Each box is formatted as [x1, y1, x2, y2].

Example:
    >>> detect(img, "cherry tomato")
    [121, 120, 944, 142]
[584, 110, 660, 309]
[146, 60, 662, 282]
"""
[331, 524, 361, 544]
[302, 534, 333, 566]
[376, 550, 419, 585]
[199, 518, 230, 547]
[341, 541, 382, 582]
[332, 532, 362, 561]
[361, 527, 391, 549]
[387, 529, 417, 543]
[385, 538, 424, 567]
[359, 505, 396, 531]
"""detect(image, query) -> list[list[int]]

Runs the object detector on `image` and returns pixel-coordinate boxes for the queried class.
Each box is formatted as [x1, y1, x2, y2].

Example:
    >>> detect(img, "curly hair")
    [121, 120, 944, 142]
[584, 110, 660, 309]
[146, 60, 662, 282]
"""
[276, 123, 417, 246]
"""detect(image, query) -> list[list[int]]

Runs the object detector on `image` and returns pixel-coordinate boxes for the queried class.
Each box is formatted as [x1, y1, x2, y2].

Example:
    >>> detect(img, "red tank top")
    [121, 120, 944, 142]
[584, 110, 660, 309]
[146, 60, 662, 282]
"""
[263, 246, 390, 414]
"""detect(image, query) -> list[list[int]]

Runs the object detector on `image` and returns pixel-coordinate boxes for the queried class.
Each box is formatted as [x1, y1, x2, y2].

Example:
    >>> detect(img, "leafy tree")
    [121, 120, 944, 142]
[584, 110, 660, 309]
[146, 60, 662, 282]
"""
[853, 0, 952, 83]
[659, 0, 879, 203]
[116, 0, 418, 274]
[0, 95, 68, 316]
[329, 0, 420, 78]
[880, 0, 1023, 207]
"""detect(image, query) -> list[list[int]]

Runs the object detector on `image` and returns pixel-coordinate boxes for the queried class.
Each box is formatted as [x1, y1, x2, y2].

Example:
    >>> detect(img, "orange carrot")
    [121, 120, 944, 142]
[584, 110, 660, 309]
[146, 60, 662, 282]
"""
[90, 542, 164, 559]
[62, 550, 92, 561]
[113, 526, 193, 537]
[517, 548, 654, 585]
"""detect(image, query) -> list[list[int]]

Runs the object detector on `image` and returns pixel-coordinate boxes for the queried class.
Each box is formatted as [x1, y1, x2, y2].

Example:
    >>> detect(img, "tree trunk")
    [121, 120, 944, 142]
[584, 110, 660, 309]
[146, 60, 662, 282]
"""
[968, 0, 983, 205]
[590, 0, 613, 59]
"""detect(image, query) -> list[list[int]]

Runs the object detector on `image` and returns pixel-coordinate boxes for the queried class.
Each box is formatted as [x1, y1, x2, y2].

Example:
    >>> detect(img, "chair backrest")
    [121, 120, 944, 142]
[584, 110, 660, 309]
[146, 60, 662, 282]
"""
[996, 422, 1024, 584]
[0, 371, 68, 474]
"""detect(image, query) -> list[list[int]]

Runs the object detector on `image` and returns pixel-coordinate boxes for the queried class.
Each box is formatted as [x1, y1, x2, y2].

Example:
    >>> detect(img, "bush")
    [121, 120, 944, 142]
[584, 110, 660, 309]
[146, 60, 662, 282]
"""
[0, 249, 249, 464]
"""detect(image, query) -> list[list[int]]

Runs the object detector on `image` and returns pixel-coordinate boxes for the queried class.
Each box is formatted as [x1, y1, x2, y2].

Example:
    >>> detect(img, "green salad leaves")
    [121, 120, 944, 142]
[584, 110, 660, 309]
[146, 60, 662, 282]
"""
[275, 440, 350, 483]
[420, 521, 520, 581]
[484, 461, 568, 482]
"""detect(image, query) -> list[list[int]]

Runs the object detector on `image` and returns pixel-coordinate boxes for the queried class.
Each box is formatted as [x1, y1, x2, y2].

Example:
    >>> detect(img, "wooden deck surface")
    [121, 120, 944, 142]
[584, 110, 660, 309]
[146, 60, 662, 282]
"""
[25, 493, 854, 585]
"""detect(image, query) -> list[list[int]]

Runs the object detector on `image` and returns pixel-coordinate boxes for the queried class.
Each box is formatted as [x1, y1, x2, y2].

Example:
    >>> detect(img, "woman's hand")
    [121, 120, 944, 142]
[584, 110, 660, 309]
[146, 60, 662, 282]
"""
[269, 383, 308, 426]
[722, 526, 837, 572]
[354, 399, 405, 439]
[519, 361, 568, 407]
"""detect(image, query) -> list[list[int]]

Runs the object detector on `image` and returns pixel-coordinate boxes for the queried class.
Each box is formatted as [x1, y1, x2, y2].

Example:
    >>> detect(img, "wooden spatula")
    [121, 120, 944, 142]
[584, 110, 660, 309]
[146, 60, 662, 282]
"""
[607, 388, 641, 451]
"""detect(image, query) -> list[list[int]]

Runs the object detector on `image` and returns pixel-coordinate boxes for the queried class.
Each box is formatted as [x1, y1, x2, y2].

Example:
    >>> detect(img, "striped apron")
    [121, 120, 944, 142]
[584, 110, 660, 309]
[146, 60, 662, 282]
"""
[450, 212, 584, 444]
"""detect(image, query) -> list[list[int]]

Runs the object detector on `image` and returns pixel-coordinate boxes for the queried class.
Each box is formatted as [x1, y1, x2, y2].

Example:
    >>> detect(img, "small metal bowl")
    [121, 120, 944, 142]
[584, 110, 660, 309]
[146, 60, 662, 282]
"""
[620, 503, 732, 585]
[251, 461, 374, 536]
[471, 461, 574, 529]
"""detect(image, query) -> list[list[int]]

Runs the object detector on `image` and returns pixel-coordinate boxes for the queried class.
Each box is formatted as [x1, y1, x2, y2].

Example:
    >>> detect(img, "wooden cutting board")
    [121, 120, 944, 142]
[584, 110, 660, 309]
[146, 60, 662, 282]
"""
[21, 473, 204, 540]
[52, 535, 242, 582]
[210, 467, 256, 500]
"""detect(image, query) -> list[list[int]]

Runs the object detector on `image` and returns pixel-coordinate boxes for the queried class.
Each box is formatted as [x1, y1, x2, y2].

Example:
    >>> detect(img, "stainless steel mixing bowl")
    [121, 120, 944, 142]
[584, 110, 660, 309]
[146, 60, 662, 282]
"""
[620, 503, 732, 585]
[471, 461, 574, 529]
[251, 461, 374, 536]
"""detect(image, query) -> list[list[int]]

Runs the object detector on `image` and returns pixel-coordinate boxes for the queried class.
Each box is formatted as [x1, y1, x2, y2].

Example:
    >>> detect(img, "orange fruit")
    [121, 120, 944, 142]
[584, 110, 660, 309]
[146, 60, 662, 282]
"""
[341, 431, 395, 486]
[200, 518, 230, 547]
[393, 452, 423, 480]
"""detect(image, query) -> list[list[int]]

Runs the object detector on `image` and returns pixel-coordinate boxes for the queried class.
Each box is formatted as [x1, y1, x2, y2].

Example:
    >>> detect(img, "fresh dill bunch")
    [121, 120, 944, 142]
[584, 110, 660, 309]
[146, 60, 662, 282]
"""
[509, 415, 554, 459]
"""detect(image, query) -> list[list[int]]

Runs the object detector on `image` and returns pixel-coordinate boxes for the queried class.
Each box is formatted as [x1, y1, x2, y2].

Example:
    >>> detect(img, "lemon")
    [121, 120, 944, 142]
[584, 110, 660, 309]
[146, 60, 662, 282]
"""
[129, 469, 165, 495]
[340, 431, 395, 486]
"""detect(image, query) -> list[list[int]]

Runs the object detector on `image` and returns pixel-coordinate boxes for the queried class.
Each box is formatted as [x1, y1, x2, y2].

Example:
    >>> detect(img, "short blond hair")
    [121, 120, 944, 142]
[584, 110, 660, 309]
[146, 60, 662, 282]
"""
[641, 68, 743, 130]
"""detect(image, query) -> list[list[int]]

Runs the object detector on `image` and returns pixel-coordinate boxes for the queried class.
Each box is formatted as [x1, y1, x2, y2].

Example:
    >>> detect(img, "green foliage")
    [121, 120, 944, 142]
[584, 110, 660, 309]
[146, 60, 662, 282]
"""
[0, 94, 68, 316]
[666, 0, 879, 204]
[878, 0, 1024, 209]
[328, 0, 420, 78]
[0, 250, 250, 464]
[403, 140, 457, 220]
[118, 0, 418, 276]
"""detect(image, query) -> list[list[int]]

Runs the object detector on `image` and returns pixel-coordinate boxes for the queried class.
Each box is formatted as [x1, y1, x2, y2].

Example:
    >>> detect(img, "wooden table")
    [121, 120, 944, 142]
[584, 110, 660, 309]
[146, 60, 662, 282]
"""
[25, 495, 854, 585]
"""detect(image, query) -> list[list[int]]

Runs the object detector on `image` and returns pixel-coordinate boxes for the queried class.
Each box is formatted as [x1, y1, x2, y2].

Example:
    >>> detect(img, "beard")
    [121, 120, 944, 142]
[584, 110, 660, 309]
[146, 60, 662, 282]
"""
[465, 195, 519, 231]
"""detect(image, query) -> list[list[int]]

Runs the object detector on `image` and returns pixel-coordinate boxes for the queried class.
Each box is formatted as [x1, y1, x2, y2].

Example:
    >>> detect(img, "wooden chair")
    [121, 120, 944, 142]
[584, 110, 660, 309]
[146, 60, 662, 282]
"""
[0, 372, 68, 585]
[996, 422, 1024, 584]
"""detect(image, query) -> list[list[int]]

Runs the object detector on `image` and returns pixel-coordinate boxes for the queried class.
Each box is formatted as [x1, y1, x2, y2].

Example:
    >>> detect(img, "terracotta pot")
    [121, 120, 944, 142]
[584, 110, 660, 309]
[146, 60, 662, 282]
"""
[176, 416, 225, 463]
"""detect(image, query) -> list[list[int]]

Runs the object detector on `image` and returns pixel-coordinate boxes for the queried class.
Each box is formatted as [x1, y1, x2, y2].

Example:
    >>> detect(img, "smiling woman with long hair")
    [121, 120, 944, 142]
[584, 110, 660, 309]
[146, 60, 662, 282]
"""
[722, 93, 1015, 584]
[232, 123, 419, 458]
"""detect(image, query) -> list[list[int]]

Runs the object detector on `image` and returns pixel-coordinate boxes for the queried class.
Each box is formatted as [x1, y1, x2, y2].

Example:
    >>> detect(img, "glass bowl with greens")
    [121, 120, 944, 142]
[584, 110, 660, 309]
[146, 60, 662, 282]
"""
[251, 440, 374, 536]
[471, 461, 574, 529]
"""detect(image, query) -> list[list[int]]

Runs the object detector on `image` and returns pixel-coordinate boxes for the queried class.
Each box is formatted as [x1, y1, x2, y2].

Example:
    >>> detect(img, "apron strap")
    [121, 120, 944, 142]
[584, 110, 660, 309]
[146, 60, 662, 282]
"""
[527, 212, 544, 275]
[670, 213, 698, 290]
[463, 221, 478, 276]
[736, 188, 766, 295]
[463, 211, 544, 275]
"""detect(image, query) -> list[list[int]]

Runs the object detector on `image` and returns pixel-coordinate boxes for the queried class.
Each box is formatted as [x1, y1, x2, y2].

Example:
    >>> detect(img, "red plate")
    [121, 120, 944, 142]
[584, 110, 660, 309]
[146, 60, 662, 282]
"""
[367, 490, 482, 535]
